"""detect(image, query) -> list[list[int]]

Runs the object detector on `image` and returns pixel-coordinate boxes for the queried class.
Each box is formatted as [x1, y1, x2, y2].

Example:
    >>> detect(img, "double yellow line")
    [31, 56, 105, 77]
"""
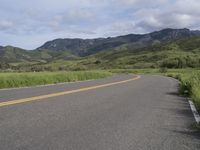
[0, 75, 140, 107]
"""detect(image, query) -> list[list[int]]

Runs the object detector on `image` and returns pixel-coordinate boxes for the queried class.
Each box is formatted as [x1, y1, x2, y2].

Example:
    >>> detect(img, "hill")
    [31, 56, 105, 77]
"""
[1, 28, 200, 71]
[88, 36, 200, 69]
[0, 46, 79, 64]
[7, 36, 199, 71]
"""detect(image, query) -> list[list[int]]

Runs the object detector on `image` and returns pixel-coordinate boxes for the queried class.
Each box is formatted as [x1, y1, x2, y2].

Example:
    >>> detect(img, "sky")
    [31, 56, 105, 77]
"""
[0, 0, 200, 49]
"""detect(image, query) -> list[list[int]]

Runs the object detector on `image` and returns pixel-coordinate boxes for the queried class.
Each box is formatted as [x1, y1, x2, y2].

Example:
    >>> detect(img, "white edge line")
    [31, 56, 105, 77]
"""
[188, 98, 200, 124]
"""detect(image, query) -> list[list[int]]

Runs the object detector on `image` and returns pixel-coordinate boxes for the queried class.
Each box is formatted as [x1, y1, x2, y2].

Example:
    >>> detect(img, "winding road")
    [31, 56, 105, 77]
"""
[0, 75, 199, 150]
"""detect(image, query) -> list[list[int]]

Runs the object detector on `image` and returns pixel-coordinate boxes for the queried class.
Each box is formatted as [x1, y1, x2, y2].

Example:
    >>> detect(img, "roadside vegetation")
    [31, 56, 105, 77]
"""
[0, 71, 112, 89]
[166, 70, 200, 112]
[166, 69, 200, 128]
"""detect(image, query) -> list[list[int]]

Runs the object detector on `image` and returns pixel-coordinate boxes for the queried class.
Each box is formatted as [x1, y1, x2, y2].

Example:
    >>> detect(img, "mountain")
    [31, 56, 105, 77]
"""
[4, 35, 200, 71]
[1, 28, 200, 70]
[0, 46, 79, 63]
[0, 46, 34, 63]
[38, 28, 200, 56]
[42, 36, 200, 70]
[87, 36, 200, 69]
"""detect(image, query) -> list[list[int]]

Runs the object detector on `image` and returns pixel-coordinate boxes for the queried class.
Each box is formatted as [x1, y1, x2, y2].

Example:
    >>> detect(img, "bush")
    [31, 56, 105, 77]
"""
[178, 72, 200, 111]
[159, 67, 168, 73]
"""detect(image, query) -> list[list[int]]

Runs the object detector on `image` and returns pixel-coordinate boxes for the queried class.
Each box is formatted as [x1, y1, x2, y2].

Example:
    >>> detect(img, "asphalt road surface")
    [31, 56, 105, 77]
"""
[0, 75, 200, 150]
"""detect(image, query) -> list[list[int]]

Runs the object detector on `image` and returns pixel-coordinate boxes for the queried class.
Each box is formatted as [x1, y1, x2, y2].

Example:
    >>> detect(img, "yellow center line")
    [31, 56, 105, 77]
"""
[0, 75, 141, 107]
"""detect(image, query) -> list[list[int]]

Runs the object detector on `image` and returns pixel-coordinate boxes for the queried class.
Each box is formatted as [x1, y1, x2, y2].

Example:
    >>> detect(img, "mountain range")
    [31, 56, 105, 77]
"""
[1, 28, 200, 70]
[38, 28, 200, 56]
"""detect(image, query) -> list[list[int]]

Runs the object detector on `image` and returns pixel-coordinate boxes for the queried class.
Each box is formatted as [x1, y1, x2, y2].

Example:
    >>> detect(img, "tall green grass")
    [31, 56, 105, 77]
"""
[145, 69, 200, 111]
[0, 71, 112, 89]
[175, 72, 200, 111]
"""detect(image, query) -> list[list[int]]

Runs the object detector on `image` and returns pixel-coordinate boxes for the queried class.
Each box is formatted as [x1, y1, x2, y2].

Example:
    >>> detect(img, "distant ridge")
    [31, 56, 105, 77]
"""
[38, 28, 200, 56]
[0, 28, 200, 63]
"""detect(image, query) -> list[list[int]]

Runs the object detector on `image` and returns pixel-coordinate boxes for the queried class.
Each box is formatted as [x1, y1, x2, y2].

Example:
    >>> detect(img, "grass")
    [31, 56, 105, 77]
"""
[0, 71, 112, 89]
[167, 71, 200, 112]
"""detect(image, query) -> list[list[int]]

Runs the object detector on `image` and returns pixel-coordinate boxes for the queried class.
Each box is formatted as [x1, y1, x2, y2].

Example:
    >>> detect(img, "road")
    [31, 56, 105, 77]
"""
[0, 75, 199, 150]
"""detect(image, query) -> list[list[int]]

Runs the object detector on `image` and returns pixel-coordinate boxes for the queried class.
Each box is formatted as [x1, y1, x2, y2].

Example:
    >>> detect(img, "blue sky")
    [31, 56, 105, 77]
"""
[0, 0, 200, 49]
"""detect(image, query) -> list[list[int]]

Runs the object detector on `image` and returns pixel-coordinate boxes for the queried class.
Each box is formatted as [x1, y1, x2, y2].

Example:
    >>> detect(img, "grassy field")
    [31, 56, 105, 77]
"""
[0, 71, 112, 89]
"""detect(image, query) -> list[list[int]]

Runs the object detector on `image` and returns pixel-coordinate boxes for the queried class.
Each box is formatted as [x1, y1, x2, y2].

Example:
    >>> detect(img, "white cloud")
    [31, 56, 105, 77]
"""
[0, 0, 200, 49]
[173, 0, 200, 15]
[0, 20, 13, 30]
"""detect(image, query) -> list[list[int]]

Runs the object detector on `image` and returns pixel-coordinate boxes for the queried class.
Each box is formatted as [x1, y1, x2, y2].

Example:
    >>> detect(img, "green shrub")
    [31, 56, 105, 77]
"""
[159, 67, 168, 73]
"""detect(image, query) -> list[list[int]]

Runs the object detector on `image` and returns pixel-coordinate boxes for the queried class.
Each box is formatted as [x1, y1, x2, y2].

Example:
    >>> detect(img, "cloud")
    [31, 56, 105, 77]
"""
[0, 0, 200, 49]
[173, 0, 200, 15]
[0, 20, 13, 30]
[130, 0, 200, 32]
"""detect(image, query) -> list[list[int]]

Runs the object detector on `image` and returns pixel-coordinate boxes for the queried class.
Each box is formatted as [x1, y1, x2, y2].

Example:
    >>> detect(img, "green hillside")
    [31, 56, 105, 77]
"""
[3, 36, 199, 72]
[0, 46, 79, 64]
[47, 36, 200, 70]
[1, 28, 200, 72]
[88, 36, 200, 69]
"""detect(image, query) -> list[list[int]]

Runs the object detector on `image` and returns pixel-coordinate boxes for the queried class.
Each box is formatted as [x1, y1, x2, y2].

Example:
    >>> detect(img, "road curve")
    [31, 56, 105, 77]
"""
[0, 75, 199, 150]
